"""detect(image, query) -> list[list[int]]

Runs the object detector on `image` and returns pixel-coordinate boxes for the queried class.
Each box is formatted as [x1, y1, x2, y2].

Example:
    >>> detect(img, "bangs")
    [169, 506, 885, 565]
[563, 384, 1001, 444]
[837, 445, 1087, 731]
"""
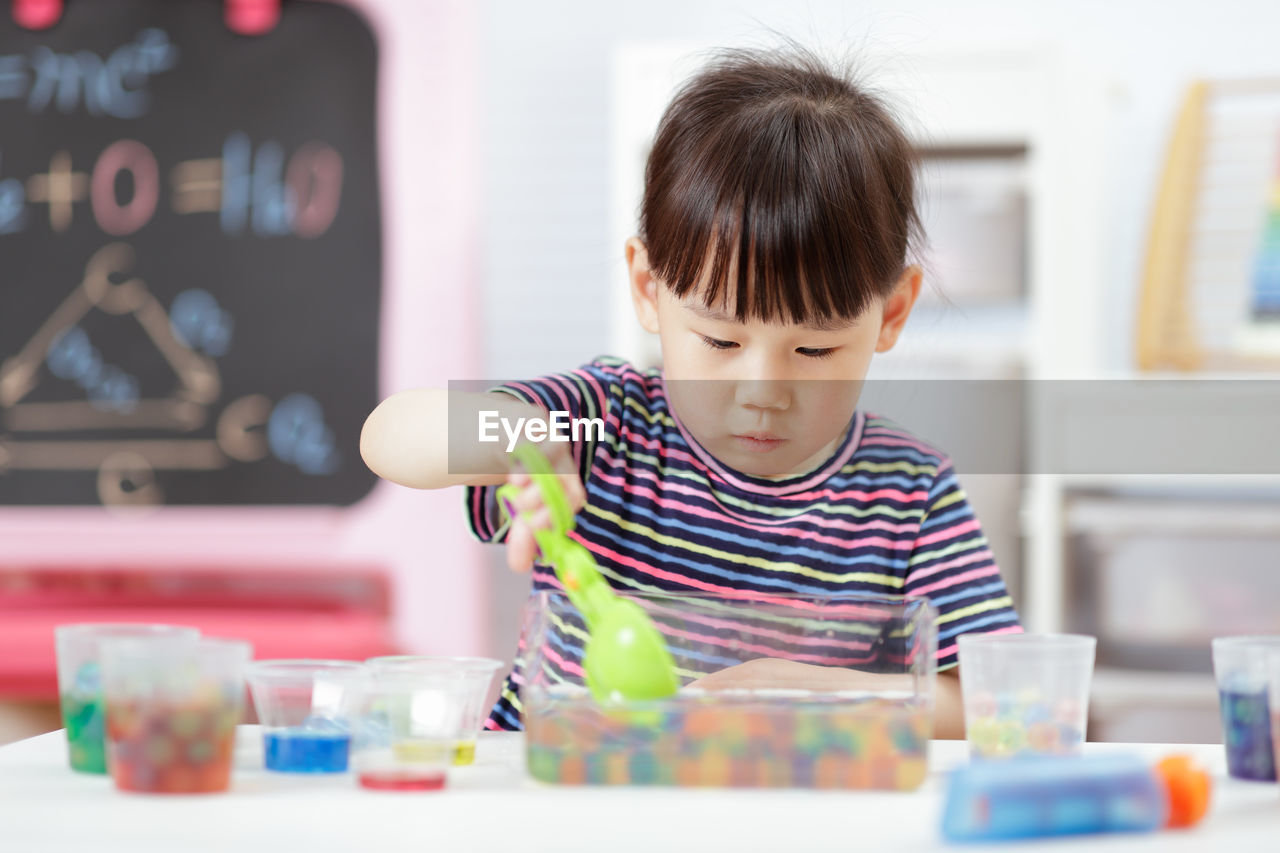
[640, 50, 921, 326]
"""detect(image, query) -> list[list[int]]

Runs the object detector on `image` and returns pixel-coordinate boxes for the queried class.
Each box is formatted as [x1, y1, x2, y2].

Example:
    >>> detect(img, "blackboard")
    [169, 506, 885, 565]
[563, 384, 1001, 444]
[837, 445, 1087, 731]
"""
[0, 0, 381, 506]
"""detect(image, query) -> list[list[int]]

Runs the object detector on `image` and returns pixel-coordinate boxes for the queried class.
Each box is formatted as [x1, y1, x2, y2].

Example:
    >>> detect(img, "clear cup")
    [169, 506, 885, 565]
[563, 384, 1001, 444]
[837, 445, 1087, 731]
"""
[245, 660, 365, 773]
[100, 636, 252, 794]
[365, 656, 501, 765]
[54, 623, 201, 773]
[1212, 635, 1280, 781]
[350, 666, 479, 791]
[1269, 653, 1280, 781]
[958, 633, 1096, 760]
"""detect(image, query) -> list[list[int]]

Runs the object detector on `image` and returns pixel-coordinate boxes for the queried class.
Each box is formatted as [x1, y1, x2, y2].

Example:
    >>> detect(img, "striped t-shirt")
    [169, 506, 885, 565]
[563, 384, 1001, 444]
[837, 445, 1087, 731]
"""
[465, 357, 1021, 731]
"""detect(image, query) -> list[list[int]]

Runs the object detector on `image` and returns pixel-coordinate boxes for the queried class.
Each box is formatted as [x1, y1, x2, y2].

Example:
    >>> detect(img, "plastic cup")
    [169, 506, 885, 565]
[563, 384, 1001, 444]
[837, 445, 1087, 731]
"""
[958, 633, 1096, 760]
[100, 636, 252, 794]
[1212, 635, 1280, 781]
[365, 656, 501, 765]
[246, 660, 365, 773]
[350, 665, 481, 791]
[1269, 653, 1280, 781]
[54, 623, 200, 773]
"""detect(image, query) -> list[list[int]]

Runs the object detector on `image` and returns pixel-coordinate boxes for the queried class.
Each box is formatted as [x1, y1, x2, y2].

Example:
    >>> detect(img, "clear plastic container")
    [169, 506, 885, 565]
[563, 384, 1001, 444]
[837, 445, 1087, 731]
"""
[942, 753, 1211, 841]
[958, 633, 1096, 760]
[1212, 635, 1280, 781]
[53, 623, 200, 774]
[521, 590, 937, 790]
[364, 656, 501, 765]
[246, 660, 366, 773]
[349, 666, 474, 791]
[100, 636, 252, 794]
[1269, 653, 1280, 778]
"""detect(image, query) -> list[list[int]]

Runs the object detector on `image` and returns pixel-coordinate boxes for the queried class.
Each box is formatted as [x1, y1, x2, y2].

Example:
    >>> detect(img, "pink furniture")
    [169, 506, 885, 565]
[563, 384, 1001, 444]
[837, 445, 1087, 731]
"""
[2, 565, 397, 700]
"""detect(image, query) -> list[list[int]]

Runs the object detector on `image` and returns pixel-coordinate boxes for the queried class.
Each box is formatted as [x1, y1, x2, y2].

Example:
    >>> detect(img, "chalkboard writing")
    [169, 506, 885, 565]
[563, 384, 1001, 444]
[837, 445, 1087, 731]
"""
[0, 0, 381, 506]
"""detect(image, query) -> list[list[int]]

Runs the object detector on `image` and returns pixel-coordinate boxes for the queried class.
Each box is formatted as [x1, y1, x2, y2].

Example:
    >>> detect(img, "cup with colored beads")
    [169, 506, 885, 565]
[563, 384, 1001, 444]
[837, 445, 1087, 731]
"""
[246, 660, 366, 773]
[54, 623, 201, 774]
[958, 633, 1095, 760]
[364, 656, 501, 765]
[1212, 635, 1280, 781]
[100, 636, 252, 794]
[1268, 651, 1280, 780]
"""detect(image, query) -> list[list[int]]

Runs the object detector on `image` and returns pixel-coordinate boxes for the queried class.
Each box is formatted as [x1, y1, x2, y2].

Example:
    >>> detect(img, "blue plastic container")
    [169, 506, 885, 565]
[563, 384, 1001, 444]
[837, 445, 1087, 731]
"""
[942, 754, 1183, 842]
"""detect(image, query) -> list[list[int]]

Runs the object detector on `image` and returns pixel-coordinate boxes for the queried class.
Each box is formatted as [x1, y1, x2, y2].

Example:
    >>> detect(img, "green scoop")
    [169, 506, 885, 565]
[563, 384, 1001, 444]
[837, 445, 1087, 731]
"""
[497, 443, 679, 705]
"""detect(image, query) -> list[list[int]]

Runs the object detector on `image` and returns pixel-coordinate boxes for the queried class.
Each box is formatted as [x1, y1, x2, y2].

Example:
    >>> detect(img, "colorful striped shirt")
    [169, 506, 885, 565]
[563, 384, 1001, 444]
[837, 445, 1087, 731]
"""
[465, 357, 1021, 731]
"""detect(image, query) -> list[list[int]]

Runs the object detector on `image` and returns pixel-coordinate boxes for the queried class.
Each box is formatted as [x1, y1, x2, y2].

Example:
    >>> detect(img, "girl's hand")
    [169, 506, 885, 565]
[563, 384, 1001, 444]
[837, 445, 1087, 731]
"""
[500, 440, 586, 573]
[687, 658, 912, 693]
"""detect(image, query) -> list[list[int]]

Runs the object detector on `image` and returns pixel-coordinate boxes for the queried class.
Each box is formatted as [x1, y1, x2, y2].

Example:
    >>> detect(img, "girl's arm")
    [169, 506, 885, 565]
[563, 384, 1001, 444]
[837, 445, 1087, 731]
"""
[362, 388, 587, 572]
[359, 389, 546, 489]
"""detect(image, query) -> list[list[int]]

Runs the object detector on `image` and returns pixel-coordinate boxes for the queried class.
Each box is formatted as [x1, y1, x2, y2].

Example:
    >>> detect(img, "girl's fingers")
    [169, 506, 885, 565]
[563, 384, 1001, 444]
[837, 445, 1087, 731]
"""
[507, 480, 580, 520]
[503, 453, 584, 545]
[507, 481, 544, 514]
[506, 522, 535, 573]
[524, 506, 552, 532]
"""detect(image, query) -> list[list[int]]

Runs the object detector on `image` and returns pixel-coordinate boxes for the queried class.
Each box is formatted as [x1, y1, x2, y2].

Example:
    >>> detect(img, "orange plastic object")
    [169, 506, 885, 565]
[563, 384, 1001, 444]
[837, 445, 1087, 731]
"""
[1155, 755, 1212, 828]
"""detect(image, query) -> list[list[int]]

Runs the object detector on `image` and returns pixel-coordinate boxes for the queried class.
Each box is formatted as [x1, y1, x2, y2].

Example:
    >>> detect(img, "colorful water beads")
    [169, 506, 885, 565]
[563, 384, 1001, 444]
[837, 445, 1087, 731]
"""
[965, 691, 1084, 760]
[525, 690, 930, 790]
[105, 692, 239, 794]
[61, 661, 107, 774]
[1218, 687, 1275, 781]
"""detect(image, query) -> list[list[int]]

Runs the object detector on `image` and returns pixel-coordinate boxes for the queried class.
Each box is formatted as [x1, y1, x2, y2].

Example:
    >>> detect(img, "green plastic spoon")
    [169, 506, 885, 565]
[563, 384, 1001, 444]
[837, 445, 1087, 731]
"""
[497, 443, 679, 705]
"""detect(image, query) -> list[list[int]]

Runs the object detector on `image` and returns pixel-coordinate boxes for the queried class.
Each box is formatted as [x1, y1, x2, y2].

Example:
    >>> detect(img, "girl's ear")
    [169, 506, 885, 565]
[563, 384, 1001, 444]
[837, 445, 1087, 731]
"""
[626, 237, 661, 334]
[875, 265, 923, 353]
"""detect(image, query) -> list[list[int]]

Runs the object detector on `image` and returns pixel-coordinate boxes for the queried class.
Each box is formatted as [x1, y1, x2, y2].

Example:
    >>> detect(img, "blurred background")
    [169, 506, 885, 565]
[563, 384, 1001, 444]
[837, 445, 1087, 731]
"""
[4, 0, 1280, 746]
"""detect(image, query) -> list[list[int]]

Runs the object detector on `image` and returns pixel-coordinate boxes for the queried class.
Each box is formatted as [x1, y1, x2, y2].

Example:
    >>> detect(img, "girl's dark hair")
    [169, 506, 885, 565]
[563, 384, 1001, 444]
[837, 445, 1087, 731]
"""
[640, 47, 922, 326]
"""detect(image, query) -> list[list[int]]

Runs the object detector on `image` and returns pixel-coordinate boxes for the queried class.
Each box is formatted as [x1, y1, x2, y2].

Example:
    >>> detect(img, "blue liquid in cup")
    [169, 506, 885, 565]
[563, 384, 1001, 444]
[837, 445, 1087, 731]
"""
[1218, 687, 1275, 781]
[264, 726, 351, 773]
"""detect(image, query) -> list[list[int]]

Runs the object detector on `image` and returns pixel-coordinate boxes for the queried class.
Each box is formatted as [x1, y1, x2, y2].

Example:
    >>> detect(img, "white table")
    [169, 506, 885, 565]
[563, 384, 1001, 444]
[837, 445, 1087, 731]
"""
[0, 729, 1276, 852]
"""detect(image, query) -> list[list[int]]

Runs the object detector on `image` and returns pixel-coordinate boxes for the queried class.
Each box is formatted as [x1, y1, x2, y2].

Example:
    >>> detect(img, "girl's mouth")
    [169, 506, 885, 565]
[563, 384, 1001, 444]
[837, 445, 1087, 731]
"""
[732, 433, 787, 453]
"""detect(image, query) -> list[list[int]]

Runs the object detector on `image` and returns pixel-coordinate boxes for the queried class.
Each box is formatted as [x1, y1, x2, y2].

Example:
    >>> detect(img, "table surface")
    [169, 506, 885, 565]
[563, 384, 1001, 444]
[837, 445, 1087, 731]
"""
[0, 729, 1277, 853]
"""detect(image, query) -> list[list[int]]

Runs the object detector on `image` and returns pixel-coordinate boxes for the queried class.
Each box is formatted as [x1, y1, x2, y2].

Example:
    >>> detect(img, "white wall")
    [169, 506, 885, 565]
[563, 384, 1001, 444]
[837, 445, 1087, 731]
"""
[479, 0, 1280, 378]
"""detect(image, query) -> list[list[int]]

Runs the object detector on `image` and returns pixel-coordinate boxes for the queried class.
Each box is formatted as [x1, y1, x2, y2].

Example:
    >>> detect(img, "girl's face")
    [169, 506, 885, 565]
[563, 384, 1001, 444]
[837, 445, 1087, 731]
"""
[627, 238, 920, 479]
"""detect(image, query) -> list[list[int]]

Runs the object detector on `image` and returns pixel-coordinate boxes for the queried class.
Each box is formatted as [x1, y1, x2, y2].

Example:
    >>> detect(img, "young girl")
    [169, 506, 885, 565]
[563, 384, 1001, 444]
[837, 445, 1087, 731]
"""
[361, 47, 1021, 739]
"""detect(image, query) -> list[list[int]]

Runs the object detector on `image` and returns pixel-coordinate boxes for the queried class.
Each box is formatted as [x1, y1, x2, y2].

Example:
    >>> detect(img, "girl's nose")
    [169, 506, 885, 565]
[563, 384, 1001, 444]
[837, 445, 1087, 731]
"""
[734, 379, 791, 411]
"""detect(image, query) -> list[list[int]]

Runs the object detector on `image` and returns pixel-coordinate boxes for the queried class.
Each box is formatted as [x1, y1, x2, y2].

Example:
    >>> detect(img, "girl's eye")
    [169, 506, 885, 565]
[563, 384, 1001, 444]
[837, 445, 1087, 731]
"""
[699, 335, 739, 351]
[796, 347, 837, 359]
